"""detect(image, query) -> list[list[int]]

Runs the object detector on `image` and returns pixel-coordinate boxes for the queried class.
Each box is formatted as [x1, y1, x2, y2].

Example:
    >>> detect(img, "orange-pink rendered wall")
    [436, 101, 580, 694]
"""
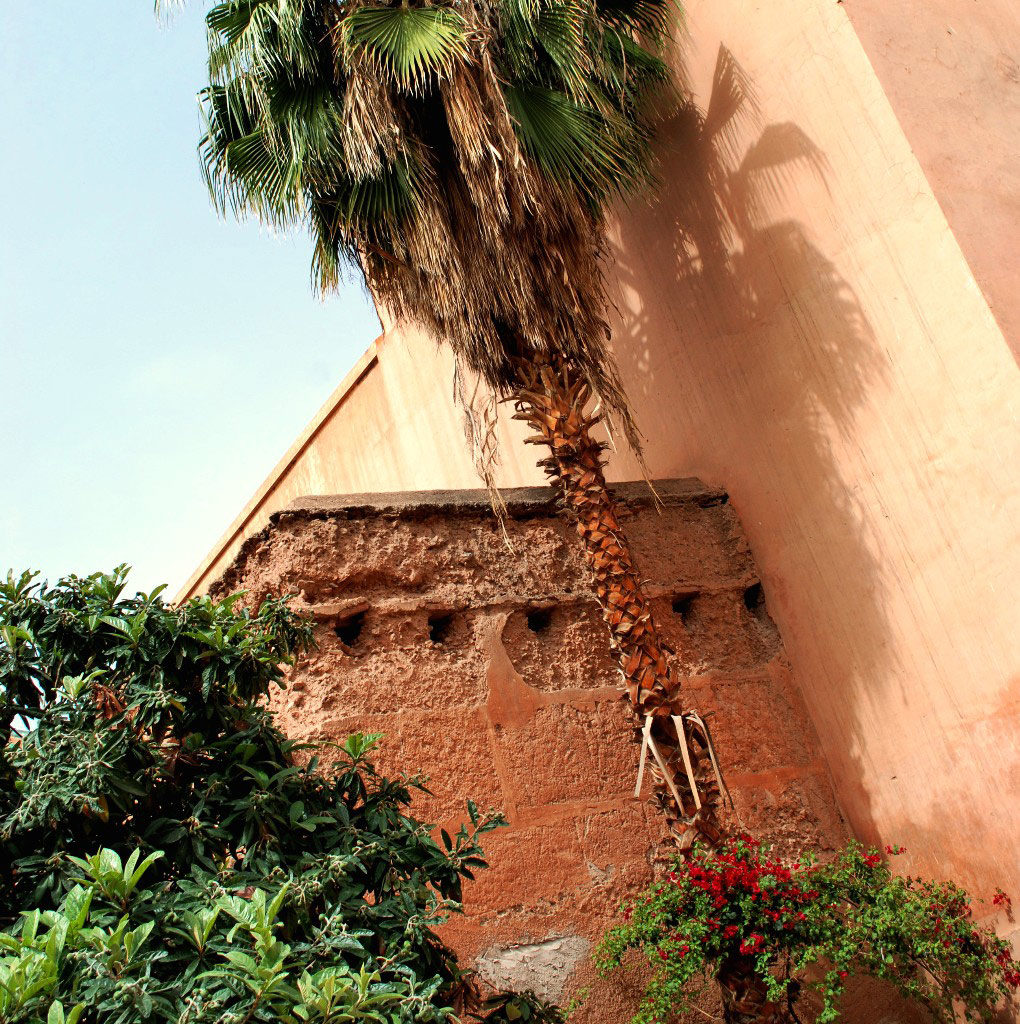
[843, 0, 1020, 359]
[181, 0, 1020, 918]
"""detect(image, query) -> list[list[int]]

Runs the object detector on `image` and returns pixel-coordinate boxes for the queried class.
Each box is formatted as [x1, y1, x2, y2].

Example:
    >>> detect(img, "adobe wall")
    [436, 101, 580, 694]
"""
[179, 0, 1020, 937]
[214, 481, 846, 1020]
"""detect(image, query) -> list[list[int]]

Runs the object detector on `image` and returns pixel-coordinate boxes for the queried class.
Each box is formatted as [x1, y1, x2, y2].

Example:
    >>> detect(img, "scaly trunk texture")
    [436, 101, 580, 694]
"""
[717, 956, 789, 1024]
[511, 351, 723, 848]
[513, 351, 789, 1023]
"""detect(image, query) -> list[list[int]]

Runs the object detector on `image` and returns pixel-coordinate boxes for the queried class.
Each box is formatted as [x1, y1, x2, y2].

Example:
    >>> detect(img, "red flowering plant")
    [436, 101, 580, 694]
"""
[594, 835, 1020, 1023]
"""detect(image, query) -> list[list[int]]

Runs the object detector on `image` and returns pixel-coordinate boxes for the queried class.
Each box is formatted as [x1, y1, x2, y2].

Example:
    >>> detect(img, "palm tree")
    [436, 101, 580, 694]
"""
[194, 0, 725, 939]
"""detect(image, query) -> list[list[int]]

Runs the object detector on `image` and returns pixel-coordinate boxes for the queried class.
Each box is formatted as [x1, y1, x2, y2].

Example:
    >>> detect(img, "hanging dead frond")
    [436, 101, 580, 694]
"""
[339, 53, 401, 178]
[453, 356, 510, 541]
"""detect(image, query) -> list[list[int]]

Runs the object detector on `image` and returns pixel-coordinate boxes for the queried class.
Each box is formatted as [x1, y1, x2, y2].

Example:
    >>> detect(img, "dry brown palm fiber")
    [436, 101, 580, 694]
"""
[312, 17, 648, 474]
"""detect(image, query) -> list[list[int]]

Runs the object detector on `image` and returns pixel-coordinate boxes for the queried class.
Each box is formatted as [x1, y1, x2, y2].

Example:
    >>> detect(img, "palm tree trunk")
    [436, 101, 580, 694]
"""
[717, 956, 789, 1024]
[511, 351, 722, 849]
[513, 352, 789, 1021]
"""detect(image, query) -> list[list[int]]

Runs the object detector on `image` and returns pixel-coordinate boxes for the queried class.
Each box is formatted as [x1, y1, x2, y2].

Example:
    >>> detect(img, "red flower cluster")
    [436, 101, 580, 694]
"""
[669, 837, 820, 948]
[601, 835, 1020, 1022]
[994, 945, 1020, 988]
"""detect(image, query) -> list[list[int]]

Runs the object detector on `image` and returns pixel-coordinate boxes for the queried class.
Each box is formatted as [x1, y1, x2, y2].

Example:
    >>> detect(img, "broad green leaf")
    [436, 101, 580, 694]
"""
[341, 7, 467, 90]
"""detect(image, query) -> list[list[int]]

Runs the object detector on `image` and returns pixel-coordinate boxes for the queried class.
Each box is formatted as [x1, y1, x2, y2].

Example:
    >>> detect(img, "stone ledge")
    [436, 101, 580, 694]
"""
[277, 478, 727, 524]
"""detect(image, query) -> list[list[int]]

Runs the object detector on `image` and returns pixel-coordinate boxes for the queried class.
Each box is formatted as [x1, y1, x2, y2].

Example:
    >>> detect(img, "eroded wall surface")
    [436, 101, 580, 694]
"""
[215, 482, 845, 1019]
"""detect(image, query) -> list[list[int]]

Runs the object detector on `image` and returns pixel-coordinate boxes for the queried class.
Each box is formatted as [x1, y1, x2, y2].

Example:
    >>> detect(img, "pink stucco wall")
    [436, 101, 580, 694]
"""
[844, 0, 1020, 359]
[180, 0, 1020, 925]
[596, 0, 1020, 906]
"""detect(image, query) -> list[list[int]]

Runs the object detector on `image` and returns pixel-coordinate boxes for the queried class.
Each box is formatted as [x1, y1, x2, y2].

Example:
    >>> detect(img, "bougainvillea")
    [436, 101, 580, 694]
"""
[595, 835, 1019, 1023]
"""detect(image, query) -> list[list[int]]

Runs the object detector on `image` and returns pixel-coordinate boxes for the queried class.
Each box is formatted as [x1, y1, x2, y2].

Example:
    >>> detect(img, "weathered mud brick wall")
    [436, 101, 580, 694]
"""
[213, 480, 845, 1018]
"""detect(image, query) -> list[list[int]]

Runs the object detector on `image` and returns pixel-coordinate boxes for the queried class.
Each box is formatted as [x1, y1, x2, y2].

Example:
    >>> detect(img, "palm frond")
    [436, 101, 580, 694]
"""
[595, 0, 677, 41]
[265, 74, 346, 171]
[193, 0, 679, 464]
[199, 84, 302, 224]
[505, 82, 648, 201]
[534, 1, 592, 99]
[589, 25, 670, 108]
[497, 0, 541, 78]
[154, 0, 187, 22]
[340, 56, 402, 178]
[335, 158, 425, 229]
[308, 156, 427, 289]
[339, 6, 468, 92]
[207, 0, 321, 84]
[207, 0, 279, 82]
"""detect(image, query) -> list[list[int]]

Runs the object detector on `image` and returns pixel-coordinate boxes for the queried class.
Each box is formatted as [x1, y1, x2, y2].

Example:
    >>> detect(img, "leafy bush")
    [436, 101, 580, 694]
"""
[595, 835, 1020, 1024]
[0, 567, 505, 1023]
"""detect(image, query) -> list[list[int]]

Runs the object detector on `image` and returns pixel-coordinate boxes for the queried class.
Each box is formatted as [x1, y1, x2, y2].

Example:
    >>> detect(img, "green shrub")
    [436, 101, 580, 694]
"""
[0, 567, 505, 1023]
[595, 834, 1020, 1023]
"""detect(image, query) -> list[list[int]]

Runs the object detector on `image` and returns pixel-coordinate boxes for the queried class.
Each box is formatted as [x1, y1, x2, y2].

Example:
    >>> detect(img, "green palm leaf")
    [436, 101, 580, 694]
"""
[206, 0, 319, 81]
[308, 158, 425, 289]
[595, 0, 675, 40]
[340, 6, 468, 91]
[266, 76, 346, 169]
[206, 0, 278, 82]
[331, 159, 424, 229]
[497, 0, 541, 78]
[505, 82, 647, 200]
[535, 0, 592, 98]
[590, 25, 670, 108]
[226, 128, 302, 219]
[206, 0, 264, 47]
[200, 84, 302, 224]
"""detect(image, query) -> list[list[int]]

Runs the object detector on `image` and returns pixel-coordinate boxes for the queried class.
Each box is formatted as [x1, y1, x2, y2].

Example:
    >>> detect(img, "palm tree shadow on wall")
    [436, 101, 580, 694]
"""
[609, 45, 896, 844]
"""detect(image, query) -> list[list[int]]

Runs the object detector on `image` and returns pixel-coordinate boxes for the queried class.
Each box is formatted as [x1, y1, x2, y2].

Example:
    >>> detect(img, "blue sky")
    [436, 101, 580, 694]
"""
[1, 2, 380, 596]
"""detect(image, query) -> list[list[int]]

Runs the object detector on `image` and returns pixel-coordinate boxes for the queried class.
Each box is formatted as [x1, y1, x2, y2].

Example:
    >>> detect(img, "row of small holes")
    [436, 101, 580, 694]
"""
[333, 611, 459, 647]
[337, 587, 764, 648]
[335, 607, 554, 649]
[672, 585, 765, 621]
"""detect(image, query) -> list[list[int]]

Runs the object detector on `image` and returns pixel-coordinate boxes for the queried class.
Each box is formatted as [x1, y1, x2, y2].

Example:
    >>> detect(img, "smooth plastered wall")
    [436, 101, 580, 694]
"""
[843, 0, 1020, 359]
[181, 0, 1020, 913]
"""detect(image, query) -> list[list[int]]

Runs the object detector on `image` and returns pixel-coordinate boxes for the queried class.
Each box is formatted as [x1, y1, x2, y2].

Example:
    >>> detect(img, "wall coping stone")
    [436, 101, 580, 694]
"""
[276, 478, 727, 524]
